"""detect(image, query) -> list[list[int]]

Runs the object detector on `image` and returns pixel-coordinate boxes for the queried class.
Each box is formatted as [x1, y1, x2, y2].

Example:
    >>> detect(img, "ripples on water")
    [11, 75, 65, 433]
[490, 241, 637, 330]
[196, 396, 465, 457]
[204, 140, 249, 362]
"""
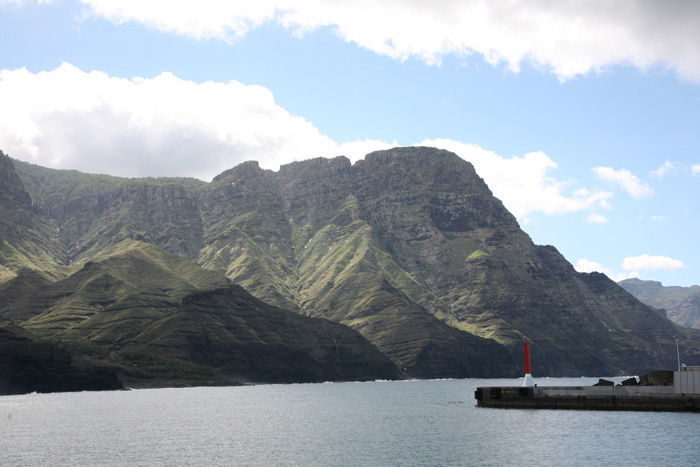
[1, 377, 698, 466]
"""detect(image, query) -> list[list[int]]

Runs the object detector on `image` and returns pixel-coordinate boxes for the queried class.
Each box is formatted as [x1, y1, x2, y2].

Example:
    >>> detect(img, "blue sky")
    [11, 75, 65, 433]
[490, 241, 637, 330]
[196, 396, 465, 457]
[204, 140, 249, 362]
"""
[1, 0, 699, 287]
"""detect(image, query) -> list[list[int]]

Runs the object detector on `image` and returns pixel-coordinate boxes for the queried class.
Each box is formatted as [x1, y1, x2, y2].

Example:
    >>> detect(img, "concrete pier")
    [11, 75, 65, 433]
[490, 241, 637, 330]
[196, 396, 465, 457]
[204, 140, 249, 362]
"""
[475, 367, 700, 412]
[474, 385, 700, 412]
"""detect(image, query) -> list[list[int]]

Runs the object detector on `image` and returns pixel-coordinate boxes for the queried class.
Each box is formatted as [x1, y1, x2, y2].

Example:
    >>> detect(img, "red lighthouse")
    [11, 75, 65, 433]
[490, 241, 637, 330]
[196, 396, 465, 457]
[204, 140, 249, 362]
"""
[523, 341, 534, 387]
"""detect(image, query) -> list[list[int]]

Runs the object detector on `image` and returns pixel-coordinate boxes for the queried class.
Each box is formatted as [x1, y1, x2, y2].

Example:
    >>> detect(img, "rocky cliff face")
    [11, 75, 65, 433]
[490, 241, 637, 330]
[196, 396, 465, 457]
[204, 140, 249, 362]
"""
[0, 151, 34, 209]
[6, 147, 700, 379]
[56, 182, 205, 261]
[10, 159, 206, 264]
[0, 152, 63, 280]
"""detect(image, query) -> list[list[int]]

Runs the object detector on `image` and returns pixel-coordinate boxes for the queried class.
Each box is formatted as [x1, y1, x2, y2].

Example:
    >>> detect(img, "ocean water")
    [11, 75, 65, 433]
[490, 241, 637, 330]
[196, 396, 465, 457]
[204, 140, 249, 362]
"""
[1, 377, 698, 466]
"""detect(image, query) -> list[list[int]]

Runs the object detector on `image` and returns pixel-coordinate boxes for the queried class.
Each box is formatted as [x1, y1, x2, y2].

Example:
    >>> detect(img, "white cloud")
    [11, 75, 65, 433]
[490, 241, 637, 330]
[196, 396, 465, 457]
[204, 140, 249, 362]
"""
[622, 254, 685, 271]
[592, 166, 653, 199]
[0, 63, 361, 180]
[584, 255, 684, 283]
[651, 160, 677, 179]
[692, 164, 700, 175]
[575, 259, 613, 276]
[0, 0, 53, 5]
[0, 64, 627, 226]
[81, 1, 279, 43]
[76, 0, 700, 82]
[586, 213, 609, 224]
[419, 138, 612, 221]
[651, 216, 666, 222]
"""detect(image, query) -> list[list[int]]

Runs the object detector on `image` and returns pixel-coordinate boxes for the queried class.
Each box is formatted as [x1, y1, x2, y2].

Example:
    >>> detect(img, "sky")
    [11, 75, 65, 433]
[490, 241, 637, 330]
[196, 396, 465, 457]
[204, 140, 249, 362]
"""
[1, 0, 699, 287]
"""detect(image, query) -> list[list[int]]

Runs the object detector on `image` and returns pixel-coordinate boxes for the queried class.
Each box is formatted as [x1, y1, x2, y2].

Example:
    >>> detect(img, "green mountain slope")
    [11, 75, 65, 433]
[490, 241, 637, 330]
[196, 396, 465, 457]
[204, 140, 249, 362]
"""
[0, 239, 401, 385]
[0, 239, 229, 342]
[121, 285, 402, 384]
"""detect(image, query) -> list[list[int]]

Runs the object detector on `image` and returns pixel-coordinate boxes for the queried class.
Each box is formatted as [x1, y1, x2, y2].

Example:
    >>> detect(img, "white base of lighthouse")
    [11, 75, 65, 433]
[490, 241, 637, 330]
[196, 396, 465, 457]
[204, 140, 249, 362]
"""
[523, 373, 534, 387]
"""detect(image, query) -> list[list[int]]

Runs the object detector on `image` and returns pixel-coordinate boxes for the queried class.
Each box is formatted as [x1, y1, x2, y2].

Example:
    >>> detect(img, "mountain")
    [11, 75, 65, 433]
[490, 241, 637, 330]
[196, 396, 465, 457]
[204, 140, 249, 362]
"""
[189, 148, 700, 376]
[619, 278, 700, 330]
[3, 146, 699, 385]
[0, 238, 401, 386]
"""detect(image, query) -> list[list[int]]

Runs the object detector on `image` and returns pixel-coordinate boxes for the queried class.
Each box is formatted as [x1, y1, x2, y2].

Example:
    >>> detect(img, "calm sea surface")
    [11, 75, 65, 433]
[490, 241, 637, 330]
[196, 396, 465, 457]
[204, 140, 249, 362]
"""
[1, 377, 698, 466]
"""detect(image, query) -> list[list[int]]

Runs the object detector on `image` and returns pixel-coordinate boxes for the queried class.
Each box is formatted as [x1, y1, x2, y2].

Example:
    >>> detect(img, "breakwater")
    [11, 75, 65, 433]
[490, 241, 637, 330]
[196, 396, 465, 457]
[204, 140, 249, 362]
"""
[475, 384, 700, 412]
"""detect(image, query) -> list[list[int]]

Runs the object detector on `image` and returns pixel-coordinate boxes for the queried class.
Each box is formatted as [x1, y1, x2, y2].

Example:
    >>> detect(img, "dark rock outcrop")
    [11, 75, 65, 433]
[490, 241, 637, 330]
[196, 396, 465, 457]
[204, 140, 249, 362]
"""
[0, 327, 123, 395]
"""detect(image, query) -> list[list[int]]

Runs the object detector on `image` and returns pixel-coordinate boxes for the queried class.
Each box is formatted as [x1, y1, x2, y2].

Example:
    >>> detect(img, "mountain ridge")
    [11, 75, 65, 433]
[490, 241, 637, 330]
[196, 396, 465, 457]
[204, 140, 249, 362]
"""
[619, 278, 700, 330]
